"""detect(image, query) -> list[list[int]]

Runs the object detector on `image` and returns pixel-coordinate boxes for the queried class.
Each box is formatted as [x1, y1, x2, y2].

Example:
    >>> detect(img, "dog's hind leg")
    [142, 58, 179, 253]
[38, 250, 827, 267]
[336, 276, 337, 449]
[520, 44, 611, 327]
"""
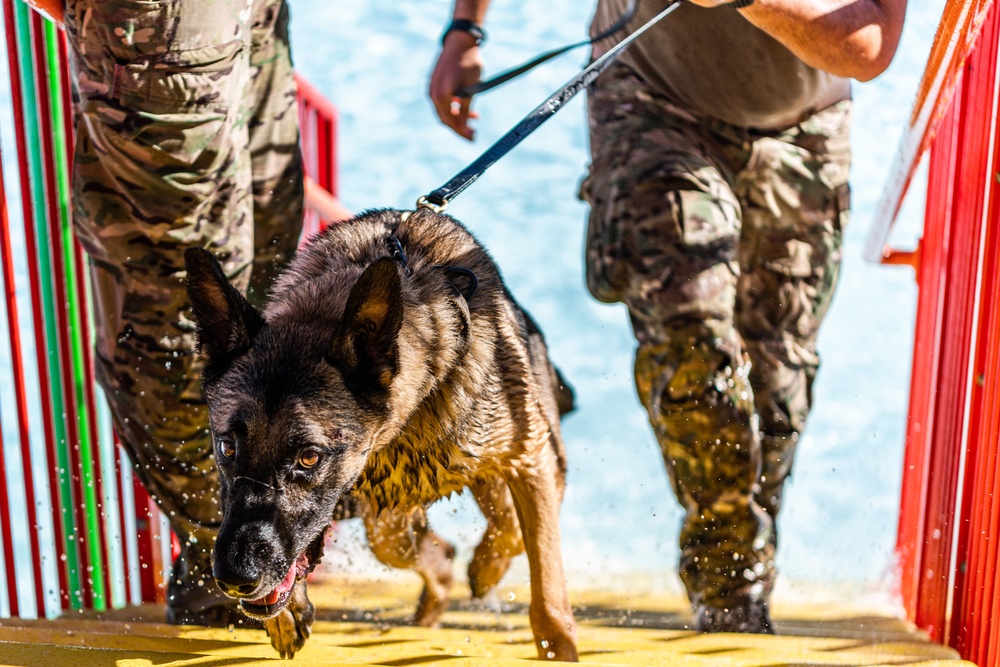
[468, 477, 524, 598]
[364, 505, 456, 627]
[507, 445, 578, 662]
[263, 581, 315, 659]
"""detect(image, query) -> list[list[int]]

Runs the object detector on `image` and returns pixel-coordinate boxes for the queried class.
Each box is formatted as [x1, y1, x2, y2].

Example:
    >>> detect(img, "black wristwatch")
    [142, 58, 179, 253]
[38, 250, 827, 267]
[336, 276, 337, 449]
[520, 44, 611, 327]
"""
[442, 19, 487, 47]
[730, 0, 754, 7]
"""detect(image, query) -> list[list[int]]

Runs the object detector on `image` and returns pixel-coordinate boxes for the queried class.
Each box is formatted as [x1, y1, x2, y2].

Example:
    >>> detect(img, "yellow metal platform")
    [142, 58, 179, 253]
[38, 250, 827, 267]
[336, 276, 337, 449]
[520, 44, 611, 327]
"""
[0, 576, 976, 666]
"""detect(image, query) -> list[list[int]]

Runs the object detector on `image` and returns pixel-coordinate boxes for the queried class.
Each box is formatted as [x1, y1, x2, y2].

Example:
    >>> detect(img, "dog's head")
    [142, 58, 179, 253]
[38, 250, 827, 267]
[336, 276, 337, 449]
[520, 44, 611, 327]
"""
[183, 246, 403, 619]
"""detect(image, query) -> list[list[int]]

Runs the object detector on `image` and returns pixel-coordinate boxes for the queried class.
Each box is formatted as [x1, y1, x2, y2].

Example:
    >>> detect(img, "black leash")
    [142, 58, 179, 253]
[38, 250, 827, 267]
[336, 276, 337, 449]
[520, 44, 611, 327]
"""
[417, 0, 683, 213]
[455, 0, 640, 98]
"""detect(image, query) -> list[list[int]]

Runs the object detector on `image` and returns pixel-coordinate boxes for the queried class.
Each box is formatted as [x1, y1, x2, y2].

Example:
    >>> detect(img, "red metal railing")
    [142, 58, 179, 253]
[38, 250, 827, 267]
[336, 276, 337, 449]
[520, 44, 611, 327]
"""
[944, 11, 1000, 659]
[866, 0, 994, 264]
[298, 73, 351, 233]
[872, 1, 1000, 663]
[0, 0, 342, 617]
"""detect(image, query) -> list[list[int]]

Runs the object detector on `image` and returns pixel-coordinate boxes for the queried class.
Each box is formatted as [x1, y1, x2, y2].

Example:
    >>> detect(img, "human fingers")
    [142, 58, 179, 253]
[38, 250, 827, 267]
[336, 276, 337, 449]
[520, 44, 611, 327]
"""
[428, 38, 482, 139]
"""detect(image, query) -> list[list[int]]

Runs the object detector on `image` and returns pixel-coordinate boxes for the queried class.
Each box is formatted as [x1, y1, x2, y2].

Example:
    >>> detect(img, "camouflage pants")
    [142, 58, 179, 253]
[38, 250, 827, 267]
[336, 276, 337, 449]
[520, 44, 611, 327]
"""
[581, 63, 851, 611]
[66, 0, 303, 621]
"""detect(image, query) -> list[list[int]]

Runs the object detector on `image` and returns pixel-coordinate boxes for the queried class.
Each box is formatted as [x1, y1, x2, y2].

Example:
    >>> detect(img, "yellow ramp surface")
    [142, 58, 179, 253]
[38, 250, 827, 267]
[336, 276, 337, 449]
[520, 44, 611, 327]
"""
[0, 577, 976, 667]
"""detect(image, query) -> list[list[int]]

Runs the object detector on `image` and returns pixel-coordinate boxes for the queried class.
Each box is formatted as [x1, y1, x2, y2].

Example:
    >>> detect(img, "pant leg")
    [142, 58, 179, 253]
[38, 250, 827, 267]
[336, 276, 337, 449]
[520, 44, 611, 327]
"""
[581, 63, 773, 611]
[735, 102, 852, 527]
[245, 0, 304, 307]
[66, 0, 258, 621]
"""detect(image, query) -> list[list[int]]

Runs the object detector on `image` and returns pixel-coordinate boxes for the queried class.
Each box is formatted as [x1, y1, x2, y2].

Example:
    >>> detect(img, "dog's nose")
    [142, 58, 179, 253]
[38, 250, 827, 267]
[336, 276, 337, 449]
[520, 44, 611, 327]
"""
[213, 562, 261, 597]
[215, 576, 259, 597]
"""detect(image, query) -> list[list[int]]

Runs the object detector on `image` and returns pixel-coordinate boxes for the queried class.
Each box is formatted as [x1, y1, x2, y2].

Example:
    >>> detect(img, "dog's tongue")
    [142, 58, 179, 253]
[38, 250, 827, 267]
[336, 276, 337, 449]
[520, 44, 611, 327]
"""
[247, 561, 297, 606]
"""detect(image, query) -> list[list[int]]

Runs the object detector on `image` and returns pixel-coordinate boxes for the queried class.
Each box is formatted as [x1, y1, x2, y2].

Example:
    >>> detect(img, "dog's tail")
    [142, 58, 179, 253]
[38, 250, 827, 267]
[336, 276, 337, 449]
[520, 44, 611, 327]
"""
[550, 364, 576, 417]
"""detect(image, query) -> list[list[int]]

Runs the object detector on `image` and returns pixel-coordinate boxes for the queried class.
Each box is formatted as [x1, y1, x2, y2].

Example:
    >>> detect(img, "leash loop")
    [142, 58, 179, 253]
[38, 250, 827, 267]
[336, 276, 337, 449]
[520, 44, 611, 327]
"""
[455, 0, 641, 98]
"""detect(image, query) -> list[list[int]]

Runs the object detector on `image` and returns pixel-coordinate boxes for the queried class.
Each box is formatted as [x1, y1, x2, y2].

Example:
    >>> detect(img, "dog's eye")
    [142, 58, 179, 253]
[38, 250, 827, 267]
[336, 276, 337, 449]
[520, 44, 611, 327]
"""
[298, 449, 321, 469]
[217, 436, 236, 459]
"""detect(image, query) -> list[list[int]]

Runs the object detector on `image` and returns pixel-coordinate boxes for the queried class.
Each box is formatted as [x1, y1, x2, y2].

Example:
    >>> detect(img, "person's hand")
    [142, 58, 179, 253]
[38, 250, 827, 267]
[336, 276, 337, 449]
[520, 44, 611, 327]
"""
[428, 31, 484, 141]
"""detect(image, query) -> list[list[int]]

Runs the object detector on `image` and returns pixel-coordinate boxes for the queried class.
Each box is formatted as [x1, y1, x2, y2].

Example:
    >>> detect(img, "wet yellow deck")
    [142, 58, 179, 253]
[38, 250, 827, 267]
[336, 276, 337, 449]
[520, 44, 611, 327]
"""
[0, 576, 976, 666]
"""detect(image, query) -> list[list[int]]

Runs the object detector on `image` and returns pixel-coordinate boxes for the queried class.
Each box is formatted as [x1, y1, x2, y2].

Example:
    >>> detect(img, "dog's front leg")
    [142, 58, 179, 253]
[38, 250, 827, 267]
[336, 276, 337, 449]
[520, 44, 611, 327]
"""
[507, 451, 578, 662]
[469, 477, 524, 598]
[364, 504, 455, 627]
[264, 581, 315, 659]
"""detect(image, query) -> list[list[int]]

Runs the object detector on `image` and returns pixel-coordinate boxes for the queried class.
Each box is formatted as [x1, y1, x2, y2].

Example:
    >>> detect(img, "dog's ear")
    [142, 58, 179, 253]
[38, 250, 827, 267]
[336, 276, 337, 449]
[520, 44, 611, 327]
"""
[184, 247, 264, 378]
[330, 258, 403, 392]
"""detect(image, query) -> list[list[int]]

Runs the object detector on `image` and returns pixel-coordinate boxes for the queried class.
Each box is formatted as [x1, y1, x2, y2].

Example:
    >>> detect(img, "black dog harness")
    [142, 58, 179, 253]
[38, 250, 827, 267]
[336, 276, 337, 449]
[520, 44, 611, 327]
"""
[386, 233, 479, 303]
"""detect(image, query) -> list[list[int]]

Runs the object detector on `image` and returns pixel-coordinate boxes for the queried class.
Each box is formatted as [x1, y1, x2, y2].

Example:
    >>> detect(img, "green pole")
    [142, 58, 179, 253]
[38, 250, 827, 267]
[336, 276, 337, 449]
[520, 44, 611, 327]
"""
[42, 19, 106, 611]
[12, 0, 83, 609]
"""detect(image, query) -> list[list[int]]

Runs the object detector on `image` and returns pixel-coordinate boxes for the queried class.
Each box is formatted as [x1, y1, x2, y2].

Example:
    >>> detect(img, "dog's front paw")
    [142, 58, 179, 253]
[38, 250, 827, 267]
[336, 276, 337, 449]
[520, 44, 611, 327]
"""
[264, 583, 315, 658]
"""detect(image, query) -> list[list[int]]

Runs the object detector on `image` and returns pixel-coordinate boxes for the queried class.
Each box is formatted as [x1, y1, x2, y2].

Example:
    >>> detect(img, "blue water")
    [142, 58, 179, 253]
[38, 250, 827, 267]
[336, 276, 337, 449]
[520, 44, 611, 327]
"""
[0, 0, 948, 614]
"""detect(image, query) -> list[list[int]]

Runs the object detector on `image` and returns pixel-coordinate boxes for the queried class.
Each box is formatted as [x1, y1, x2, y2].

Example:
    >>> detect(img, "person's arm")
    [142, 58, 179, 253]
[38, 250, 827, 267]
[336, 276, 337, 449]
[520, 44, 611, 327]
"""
[695, 0, 907, 81]
[428, 0, 493, 140]
[27, 0, 65, 26]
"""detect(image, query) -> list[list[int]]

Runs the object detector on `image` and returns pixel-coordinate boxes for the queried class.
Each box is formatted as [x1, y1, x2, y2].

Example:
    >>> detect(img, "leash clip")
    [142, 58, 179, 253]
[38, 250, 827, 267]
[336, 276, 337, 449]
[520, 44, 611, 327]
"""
[416, 196, 448, 213]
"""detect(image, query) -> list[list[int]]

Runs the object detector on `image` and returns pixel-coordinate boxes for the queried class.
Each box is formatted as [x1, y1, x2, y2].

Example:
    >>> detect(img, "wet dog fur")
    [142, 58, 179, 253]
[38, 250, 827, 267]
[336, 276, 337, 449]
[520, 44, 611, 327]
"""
[184, 209, 578, 660]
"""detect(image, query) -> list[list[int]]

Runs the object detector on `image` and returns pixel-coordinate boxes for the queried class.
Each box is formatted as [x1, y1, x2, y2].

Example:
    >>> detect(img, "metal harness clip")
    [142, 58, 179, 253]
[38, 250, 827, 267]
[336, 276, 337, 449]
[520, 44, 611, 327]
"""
[415, 196, 448, 213]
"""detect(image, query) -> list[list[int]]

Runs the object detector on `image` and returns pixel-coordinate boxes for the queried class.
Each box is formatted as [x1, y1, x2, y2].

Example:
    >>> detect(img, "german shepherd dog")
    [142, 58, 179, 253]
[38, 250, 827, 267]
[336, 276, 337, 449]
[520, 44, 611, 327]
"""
[184, 208, 578, 661]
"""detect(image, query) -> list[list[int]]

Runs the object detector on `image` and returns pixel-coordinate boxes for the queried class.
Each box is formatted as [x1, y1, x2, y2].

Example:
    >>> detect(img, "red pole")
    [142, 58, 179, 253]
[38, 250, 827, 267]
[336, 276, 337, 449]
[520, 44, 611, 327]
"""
[2, 0, 69, 611]
[896, 99, 959, 619]
[132, 477, 162, 604]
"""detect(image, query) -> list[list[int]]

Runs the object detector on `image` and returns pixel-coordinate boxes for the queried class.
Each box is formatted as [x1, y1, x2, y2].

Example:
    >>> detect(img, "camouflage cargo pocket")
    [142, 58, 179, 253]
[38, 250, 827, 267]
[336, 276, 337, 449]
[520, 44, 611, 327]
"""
[109, 39, 247, 168]
[675, 187, 740, 249]
[582, 170, 630, 304]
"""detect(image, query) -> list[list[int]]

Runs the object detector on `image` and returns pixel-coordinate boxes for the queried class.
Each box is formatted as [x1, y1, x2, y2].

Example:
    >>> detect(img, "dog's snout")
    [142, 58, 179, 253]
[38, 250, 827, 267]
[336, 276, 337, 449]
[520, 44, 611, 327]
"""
[214, 511, 281, 599]
[213, 561, 262, 597]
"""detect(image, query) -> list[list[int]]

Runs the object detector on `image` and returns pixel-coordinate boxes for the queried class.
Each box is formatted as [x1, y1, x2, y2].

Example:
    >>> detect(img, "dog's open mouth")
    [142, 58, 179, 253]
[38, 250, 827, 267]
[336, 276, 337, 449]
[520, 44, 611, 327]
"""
[238, 552, 310, 618]
[237, 532, 326, 619]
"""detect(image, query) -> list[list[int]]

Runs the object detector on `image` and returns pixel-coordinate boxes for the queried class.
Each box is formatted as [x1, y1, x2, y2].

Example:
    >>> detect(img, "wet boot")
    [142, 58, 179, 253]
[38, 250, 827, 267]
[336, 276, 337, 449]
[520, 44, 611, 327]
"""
[694, 596, 774, 634]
